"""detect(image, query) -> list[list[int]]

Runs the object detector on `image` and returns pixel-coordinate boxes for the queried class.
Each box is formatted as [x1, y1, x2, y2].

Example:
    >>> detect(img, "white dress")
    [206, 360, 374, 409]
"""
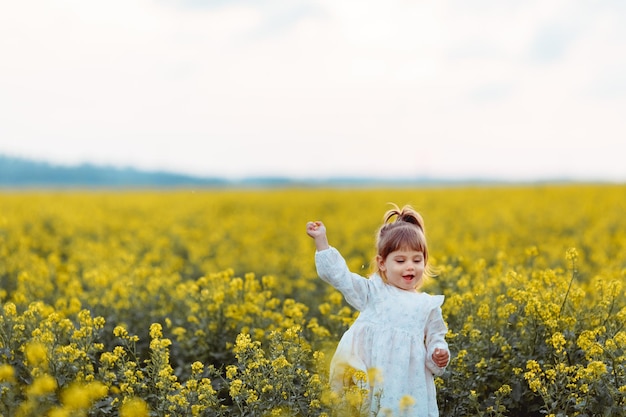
[315, 247, 448, 417]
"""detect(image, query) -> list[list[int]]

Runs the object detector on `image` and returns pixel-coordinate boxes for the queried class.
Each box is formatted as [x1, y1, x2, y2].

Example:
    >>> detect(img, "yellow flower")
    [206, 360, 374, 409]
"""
[367, 367, 383, 386]
[233, 333, 259, 355]
[272, 355, 290, 370]
[191, 361, 204, 375]
[528, 379, 542, 393]
[246, 389, 259, 402]
[48, 408, 71, 417]
[27, 374, 57, 396]
[353, 370, 368, 385]
[262, 275, 277, 289]
[328, 291, 343, 305]
[172, 326, 187, 340]
[548, 332, 567, 354]
[119, 398, 150, 417]
[565, 248, 578, 263]
[24, 341, 48, 369]
[497, 384, 512, 396]
[526, 360, 541, 373]
[149, 323, 163, 339]
[0, 364, 15, 383]
[94, 316, 106, 329]
[399, 395, 415, 412]
[477, 303, 490, 320]
[226, 365, 238, 379]
[230, 278, 244, 292]
[585, 361, 607, 379]
[2, 302, 17, 317]
[61, 381, 108, 410]
[113, 326, 139, 342]
[114, 325, 129, 338]
[318, 303, 331, 315]
[345, 386, 367, 409]
[545, 369, 556, 382]
[229, 379, 243, 397]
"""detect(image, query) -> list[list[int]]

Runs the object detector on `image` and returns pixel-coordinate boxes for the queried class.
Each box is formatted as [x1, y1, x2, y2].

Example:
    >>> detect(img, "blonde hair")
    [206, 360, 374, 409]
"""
[373, 204, 433, 284]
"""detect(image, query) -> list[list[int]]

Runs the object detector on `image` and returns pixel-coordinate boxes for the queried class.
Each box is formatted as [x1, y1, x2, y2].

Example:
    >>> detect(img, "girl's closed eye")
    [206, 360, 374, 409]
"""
[394, 257, 422, 264]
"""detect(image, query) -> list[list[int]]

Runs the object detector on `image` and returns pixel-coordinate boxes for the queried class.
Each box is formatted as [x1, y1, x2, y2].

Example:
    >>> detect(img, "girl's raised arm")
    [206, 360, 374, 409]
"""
[306, 221, 330, 252]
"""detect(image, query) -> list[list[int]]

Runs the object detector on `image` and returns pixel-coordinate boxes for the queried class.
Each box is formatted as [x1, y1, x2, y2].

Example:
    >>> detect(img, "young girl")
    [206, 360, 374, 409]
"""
[306, 204, 449, 417]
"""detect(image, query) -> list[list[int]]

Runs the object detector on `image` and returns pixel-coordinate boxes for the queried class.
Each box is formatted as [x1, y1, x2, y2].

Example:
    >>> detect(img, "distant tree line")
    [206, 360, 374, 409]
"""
[0, 155, 228, 187]
[0, 154, 534, 188]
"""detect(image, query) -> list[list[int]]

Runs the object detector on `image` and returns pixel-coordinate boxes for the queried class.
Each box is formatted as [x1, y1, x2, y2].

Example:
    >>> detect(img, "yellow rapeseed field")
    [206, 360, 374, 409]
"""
[0, 184, 625, 416]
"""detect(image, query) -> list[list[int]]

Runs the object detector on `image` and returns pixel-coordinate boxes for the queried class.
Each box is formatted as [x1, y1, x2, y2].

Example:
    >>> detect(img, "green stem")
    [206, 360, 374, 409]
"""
[559, 260, 577, 317]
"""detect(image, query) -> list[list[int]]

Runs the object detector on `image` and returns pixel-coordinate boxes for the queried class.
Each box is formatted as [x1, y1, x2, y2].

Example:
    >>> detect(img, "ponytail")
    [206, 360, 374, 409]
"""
[382, 204, 425, 234]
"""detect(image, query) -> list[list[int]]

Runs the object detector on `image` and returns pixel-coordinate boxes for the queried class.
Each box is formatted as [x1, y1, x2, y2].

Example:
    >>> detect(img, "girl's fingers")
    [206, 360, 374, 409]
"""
[433, 349, 449, 366]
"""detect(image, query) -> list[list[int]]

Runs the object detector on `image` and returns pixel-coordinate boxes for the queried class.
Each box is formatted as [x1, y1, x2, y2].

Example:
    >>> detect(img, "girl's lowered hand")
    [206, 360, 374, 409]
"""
[432, 348, 450, 368]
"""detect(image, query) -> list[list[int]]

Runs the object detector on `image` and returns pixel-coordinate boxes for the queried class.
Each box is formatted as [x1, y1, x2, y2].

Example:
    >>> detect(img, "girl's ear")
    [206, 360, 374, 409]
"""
[376, 255, 386, 271]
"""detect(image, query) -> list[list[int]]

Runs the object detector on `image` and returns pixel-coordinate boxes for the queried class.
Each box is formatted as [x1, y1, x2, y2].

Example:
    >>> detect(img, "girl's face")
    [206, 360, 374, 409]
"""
[377, 248, 425, 291]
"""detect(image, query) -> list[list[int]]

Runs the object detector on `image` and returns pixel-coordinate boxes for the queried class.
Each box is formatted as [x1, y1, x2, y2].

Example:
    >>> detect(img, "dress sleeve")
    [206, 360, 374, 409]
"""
[424, 295, 449, 376]
[315, 247, 371, 311]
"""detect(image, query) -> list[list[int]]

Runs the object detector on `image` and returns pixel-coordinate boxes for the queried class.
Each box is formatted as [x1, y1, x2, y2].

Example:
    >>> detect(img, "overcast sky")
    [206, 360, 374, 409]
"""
[1, 0, 625, 181]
